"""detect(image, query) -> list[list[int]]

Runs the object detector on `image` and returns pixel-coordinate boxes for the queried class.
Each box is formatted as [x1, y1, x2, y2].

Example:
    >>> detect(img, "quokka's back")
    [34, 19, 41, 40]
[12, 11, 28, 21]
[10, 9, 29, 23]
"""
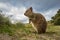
[24, 7, 47, 34]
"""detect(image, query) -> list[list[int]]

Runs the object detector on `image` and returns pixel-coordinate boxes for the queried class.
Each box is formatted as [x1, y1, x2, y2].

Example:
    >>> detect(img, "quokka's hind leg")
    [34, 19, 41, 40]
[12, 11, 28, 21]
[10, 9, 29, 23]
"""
[37, 28, 46, 34]
[41, 26, 46, 33]
[38, 30, 42, 34]
[42, 22, 47, 33]
[42, 29, 46, 33]
[37, 27, 43, 34]
[37, 26, 46, 34]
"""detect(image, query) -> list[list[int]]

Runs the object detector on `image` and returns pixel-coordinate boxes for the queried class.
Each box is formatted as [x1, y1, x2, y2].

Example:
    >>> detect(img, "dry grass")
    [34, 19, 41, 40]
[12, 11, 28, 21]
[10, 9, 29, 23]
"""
[0, 24, 60, 40]
[14, 24, 60, 40]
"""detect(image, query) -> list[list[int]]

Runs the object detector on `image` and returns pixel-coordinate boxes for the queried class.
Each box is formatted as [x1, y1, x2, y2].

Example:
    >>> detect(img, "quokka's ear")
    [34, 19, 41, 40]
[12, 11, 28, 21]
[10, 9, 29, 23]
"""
[29, 7, 33, 12]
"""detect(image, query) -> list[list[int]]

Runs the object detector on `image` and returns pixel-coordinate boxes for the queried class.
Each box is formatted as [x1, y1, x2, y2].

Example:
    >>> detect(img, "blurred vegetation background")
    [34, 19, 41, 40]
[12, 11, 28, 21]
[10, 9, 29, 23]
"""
[50, 9, 60, 25]
[0, 9, 60, 40]
[0, 10, 25, 36]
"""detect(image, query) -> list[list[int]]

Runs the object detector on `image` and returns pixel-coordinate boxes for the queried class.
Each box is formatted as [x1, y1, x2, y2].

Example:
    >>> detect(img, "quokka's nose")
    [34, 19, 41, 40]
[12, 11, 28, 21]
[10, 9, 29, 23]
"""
[24, 13, 26, 16]
[24, 13, 25, 15]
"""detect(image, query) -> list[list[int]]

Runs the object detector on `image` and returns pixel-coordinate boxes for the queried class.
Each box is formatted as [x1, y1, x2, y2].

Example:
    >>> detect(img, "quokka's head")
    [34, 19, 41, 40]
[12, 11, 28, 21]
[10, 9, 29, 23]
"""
[24, 7, 33, 18]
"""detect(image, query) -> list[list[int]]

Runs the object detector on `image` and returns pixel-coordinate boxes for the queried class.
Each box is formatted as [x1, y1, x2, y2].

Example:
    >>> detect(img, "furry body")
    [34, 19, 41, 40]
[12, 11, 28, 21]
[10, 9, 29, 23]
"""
[24, 7, 47, 34]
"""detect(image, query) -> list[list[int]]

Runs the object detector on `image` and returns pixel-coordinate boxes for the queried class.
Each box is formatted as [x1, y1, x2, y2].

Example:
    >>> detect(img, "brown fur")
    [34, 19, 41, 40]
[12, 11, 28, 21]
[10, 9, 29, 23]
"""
[24, 7, 47, 34]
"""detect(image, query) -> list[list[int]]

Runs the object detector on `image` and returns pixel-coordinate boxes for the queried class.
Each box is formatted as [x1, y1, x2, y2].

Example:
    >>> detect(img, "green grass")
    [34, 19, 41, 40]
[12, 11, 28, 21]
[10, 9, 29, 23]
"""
[16, 24, 60, 40]
[0, 24, 13, 36]
[0, 23, 60, 40]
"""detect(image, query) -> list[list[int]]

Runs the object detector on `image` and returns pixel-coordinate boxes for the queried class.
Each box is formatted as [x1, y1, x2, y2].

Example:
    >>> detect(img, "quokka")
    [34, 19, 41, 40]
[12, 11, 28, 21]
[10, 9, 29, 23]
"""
[24, 7, 47, 34]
